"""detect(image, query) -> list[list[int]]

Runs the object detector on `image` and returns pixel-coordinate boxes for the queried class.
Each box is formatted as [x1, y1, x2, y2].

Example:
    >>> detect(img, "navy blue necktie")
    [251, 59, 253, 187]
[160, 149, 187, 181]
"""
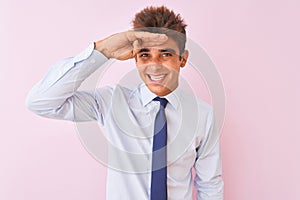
[150, 97, 168, 200]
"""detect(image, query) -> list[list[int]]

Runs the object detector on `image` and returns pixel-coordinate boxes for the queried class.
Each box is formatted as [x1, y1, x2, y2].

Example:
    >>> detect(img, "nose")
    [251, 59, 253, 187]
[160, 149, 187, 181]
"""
[148, 54, 161, 64]
[147, 63, 164, 72]
[142, 54, 164, 71]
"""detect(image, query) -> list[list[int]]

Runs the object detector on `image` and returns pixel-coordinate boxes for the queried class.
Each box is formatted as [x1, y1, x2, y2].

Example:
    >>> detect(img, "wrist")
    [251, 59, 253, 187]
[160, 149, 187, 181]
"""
[94, 40, 110, 58]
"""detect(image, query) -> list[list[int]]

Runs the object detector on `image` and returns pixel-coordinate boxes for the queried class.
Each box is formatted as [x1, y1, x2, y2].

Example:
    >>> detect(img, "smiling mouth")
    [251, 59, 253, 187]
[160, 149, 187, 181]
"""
[147, 74, 167, 83]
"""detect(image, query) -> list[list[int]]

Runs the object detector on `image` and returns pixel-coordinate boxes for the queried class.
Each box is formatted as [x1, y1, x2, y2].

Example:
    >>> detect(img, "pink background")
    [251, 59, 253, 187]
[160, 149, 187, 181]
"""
[1, 0, 300, 199]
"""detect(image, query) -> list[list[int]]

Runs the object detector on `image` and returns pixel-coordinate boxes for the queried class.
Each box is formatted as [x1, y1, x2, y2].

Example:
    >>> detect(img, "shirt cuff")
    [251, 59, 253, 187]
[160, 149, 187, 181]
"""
[73, 43, 108, 64]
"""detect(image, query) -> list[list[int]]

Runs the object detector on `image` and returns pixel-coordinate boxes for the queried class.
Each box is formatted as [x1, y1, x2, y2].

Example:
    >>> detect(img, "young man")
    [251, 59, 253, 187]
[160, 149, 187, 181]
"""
[26, 6, 223, 200]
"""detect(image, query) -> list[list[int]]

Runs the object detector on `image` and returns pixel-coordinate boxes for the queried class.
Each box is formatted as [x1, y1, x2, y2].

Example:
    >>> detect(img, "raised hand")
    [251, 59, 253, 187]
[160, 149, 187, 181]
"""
[95, 31, 168, 60]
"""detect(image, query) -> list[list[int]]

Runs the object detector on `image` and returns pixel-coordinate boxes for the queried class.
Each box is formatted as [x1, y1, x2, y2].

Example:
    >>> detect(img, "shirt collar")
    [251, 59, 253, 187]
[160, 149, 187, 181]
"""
[139, 83, 180, 109]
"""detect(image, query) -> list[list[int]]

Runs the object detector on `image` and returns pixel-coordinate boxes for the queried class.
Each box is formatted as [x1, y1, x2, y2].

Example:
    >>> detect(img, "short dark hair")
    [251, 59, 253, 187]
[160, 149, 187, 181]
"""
[132, 6, 187, 55]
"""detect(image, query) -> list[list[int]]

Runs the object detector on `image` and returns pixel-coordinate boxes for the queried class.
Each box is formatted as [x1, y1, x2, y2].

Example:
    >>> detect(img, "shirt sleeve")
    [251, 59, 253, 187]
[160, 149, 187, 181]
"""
[194, 110, 224, 200]
[26, 43, 110, 123]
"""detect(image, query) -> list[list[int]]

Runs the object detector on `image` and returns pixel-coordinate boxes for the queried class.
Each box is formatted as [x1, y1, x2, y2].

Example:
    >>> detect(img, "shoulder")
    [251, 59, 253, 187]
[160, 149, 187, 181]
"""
[176, 89, 213, 113]
[175, 89, 215, 130]
[93, 84, 136, 100]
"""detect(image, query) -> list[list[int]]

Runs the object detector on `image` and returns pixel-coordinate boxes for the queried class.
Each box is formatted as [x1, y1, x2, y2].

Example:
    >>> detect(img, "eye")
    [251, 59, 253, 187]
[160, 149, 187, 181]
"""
[139, 53, 150, 58]
[162, 53, 173, 57]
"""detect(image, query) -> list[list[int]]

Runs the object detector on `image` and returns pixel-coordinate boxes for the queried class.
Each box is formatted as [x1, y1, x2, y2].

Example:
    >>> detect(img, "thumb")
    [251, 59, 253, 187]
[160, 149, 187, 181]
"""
[132, 39, 142, 56]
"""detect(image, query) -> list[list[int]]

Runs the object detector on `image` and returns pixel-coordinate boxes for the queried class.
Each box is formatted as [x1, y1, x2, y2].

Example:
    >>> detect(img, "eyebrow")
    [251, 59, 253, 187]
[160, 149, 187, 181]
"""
[138, 48, 178, 54]
[138, 48, 150, 53]
[159, 48, 177, 54]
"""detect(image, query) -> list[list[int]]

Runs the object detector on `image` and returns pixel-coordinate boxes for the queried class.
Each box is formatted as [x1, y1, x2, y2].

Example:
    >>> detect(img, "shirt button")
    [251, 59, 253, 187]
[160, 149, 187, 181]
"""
[90, 59, 96, 63]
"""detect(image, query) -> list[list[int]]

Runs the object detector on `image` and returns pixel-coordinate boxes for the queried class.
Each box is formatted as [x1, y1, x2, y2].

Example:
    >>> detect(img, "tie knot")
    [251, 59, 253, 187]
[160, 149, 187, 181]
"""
[153, 97, 168, 108]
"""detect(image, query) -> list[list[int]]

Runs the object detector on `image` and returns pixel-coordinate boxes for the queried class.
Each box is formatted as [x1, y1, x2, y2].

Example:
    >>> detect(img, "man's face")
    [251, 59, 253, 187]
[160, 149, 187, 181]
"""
[135, 37, 188, 96]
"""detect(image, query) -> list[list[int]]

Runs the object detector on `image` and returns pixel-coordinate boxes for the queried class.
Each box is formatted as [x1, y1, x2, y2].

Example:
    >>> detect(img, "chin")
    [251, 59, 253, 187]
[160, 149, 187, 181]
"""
[146, 84, 172, 96]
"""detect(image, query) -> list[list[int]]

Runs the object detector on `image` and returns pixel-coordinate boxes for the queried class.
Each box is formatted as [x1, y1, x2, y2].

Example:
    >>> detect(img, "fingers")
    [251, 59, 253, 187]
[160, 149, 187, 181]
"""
[127, 31, 168, 46]
[134, 31, 168, 41]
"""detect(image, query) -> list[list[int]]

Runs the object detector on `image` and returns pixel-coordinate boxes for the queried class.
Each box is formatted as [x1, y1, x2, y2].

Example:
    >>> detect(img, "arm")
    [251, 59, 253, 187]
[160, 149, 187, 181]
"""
[26, 43, 109, 122]
[194, 110, 224, 200]
[26, 31, 168, 122]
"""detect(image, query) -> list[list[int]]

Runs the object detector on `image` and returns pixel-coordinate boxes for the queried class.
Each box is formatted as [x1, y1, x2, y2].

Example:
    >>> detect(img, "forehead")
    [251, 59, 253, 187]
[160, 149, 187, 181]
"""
[142, 37, 180, 53]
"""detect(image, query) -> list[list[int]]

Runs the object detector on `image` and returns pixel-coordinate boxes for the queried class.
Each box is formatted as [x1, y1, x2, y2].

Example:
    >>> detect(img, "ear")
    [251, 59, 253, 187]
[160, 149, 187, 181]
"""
[180, 50, 189, 68]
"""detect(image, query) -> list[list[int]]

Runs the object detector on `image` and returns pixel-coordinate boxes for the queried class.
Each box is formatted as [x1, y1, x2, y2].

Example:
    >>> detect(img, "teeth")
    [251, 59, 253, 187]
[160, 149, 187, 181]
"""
[149, 75, 165, 81]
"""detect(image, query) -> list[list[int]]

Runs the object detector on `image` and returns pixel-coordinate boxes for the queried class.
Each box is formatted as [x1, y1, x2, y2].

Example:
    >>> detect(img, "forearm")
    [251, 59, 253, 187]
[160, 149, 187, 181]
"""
[26, 43, 108, 120]
[194, 152, 224, 200]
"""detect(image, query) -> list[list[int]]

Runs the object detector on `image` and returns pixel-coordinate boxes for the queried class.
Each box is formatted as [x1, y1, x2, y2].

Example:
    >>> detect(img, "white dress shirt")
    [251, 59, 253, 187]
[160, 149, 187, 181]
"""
[26, 43, 224, 200]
